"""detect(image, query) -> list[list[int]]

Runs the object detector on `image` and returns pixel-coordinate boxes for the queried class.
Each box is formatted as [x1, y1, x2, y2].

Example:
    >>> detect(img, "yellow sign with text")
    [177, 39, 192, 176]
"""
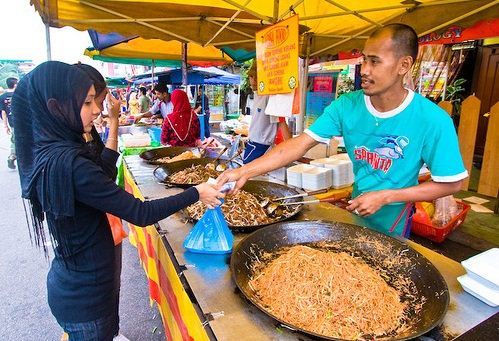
[256, 15, 299, 95]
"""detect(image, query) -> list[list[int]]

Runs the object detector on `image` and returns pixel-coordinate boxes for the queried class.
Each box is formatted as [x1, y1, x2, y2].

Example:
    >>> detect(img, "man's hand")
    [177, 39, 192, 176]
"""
[346, 190, 389, 216]
[217, 167, 248, 194]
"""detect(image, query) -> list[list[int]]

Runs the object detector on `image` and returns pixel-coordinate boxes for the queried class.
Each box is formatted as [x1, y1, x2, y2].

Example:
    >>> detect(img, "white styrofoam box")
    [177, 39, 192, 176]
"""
[301, 167, 332, 191]
[324, 159, 354, 189]
[461, 248, 499, 289]
[121, 133, 151, 147]
[286, 164, 316, 188]
[269, 166, 287, 182]
[457, 274, 499, 307]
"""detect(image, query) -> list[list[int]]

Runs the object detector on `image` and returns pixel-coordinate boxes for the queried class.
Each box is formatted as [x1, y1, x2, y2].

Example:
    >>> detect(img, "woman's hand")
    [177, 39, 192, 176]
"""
[195, 183, 225, 209]
[106, 90, 121, 121]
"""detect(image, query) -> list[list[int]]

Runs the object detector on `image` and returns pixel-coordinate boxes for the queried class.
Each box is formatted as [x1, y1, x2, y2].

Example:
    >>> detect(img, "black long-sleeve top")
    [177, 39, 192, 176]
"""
[47, 148, 199, 323]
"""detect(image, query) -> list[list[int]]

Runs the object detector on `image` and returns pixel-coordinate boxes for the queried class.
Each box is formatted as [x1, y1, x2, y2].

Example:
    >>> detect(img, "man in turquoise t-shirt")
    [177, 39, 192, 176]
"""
[217, 24, 467, 236]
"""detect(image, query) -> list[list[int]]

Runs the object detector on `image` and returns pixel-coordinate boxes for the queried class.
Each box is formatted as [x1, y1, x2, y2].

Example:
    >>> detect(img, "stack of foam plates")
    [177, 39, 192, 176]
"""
[324, 159, 354, 189]
[301, 166, 332, 191]
[329, 153, 352, 161]
[457, 248, 499, 307]
[286, 164, 316, 188]
[310, 158, 336, 168]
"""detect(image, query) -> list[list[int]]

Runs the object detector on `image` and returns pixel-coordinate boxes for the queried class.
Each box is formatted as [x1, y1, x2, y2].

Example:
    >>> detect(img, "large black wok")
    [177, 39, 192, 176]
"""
[153, 157, 241, 188]
[139, 146, 197, 165]
[153, 158, 220, 188]
[231, 221, 449, 341]
[191, 180, 303, 232]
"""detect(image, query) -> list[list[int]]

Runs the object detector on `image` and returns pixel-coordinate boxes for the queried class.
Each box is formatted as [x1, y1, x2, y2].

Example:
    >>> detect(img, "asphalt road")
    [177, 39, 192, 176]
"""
[0, 129, 165, 341]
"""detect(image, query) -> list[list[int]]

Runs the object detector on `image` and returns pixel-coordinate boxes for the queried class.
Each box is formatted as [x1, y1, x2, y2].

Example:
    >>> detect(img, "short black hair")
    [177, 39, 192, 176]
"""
[154, 83, 168, 94]
[74, 63, 107, 95]
[370, 23, 418, 61]
[6, 77, 18, 89]
[139, 87, 147, 95]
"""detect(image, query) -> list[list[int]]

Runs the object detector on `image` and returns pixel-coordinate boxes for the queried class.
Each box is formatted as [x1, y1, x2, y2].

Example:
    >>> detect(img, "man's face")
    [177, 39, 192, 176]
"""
[360, 32, 404, 97]
[156, 91, 169, 101]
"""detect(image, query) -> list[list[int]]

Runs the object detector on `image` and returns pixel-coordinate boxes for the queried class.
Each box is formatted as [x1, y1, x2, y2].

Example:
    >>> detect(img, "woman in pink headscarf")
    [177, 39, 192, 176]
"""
[160, 89, 200, 146]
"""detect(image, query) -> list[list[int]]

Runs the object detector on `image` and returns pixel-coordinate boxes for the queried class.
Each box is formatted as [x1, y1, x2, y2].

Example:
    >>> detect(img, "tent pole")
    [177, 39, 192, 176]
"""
[298, 33, 312, 134]
[45, 22, 52, 61]
[182, 43, 188, 86]
[44, 0, 52, 61]
[151, 59, 155, 86]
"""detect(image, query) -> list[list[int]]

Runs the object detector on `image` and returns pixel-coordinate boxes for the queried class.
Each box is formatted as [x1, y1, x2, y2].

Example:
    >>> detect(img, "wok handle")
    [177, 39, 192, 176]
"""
[273, 189, 328, 201]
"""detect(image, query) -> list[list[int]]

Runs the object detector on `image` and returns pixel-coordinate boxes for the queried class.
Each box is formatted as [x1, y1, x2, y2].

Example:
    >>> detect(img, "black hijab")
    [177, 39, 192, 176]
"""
[12, 61, 94, 255]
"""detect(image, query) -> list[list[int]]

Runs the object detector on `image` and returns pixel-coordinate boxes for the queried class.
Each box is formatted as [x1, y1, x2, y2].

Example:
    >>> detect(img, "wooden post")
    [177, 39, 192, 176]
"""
[478, 102, 499, 197]
[438, 100, 453, 116]
[458, 95, 481, 190]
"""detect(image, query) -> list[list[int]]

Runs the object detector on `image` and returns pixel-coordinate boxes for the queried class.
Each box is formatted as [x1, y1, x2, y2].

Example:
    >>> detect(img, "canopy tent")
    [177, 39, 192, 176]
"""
[32, 0, 499, 59]
[131, 67, 240, 86]
[84, 30, 235, 67]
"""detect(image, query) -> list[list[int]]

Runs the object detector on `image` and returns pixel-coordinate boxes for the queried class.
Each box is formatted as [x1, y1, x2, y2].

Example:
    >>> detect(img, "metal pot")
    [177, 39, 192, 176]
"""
[230, 220, 449, 340]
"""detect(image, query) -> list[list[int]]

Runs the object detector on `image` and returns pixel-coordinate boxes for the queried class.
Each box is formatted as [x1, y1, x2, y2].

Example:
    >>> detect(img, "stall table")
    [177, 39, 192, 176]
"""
[122, 155, 498, 341]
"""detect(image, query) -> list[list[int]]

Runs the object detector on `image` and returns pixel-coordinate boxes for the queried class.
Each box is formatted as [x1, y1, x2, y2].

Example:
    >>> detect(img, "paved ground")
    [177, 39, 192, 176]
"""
[0, 129, 164, 341]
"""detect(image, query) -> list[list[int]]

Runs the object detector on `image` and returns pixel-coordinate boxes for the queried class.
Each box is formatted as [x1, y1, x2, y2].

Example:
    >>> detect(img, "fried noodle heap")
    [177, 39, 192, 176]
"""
[249, 245, 407, 340]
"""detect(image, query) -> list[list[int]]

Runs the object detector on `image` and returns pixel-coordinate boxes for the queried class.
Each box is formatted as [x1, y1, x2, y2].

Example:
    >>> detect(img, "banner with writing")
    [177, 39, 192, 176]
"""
[256, 15, 299, 95]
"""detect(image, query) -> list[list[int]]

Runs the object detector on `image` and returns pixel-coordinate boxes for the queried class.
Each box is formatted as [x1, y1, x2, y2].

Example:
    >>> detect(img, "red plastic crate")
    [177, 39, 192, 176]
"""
[412, 201, 471, 243]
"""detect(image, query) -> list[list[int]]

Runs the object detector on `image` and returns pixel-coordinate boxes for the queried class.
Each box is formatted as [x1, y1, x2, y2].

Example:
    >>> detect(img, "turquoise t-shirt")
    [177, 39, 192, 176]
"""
[306, 90, 467, 235]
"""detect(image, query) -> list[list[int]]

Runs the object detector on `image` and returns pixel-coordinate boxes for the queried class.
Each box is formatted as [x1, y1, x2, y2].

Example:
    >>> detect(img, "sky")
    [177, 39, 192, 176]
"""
[1, 0, 101, 68]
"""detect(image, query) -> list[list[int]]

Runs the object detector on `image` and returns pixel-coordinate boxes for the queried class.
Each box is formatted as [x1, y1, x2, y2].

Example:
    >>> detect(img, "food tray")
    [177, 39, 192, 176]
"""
[457, 274, 499, 307]
[412, 201, 470, 243]
[461, 248, 499, 289]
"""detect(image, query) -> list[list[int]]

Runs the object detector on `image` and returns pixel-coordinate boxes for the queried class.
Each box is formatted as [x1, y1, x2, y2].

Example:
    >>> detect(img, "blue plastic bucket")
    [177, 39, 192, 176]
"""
[148, 127, 162, 146]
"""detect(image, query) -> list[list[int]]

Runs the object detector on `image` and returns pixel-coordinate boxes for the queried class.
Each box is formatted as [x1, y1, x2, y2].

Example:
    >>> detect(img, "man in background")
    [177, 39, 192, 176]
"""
[139, 83, 173, 119]
[0, 77, 18, 169]
[138, 86, 150, 113]
[195, 86, 211, 138]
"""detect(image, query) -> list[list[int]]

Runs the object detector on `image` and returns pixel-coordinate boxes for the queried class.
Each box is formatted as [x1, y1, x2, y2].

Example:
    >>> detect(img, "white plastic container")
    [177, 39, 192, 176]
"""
[301, 167, 332, 191]
[286, 164, 316, 188]
[457, 274, 499, 307]
[324, 159, 354, 189]
[461, 248, 499, 289]
[121, 133, 151, 147]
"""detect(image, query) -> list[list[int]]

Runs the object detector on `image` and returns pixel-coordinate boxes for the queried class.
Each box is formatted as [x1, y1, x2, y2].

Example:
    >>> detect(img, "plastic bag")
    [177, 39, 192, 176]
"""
[183, 201, 233, 254]
[432, 195, 460, 227]
[107, 213, 128, 246]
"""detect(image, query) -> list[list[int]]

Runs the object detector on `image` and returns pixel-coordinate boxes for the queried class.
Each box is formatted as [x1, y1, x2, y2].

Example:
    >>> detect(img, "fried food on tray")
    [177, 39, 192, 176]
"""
[168, 164, 220, 184]
[155, 151, 199, 164]
[249, 245, 409, 340]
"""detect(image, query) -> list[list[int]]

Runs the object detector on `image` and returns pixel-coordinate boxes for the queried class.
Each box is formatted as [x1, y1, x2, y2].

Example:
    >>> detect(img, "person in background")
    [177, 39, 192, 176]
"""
[138, 86, 150, 114]
[161, 89, 200, 147]
[0, 77, 18, 169]
[195, 86, 211, 138]
[138, 83, 172, 119]
[12, 61, 224, 341]
[218, 24, 467, 237]
[242, 63, 289, 164]
[128, 91, 139, 116]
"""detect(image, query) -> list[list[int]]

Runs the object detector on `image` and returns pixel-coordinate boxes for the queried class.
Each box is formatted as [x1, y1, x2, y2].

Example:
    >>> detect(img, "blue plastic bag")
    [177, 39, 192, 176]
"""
[183, 199, 233, 254]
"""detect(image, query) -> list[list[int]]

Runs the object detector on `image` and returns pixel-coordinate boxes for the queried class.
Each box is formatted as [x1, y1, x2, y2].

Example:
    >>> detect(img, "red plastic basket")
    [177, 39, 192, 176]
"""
[412, 201, 471, 243]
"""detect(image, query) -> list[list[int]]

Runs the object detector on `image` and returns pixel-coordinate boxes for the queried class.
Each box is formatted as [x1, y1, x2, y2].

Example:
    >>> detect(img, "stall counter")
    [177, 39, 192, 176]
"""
[123, 155, 498, 341]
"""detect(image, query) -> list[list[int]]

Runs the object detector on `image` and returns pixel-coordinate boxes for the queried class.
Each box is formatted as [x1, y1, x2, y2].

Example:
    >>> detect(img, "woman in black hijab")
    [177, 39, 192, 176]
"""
[12, 61, 223, 340]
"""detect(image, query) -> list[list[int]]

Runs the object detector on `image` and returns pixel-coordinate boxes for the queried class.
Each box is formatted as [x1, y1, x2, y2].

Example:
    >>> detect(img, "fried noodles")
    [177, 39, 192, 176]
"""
[168, 164, 220, 184]
[186, 190, 298, 226]
[249, 245, 407, 340]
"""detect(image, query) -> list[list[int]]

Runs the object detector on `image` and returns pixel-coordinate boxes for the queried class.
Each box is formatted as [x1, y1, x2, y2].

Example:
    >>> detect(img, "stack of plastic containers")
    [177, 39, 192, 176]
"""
[286, 164, 316, 188]
[301, 167, 333, 190]
[457, 248, 499, 307]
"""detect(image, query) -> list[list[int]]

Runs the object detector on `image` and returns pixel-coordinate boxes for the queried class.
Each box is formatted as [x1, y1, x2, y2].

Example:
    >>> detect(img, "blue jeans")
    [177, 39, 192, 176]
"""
[242, 140, 271, 164]
[60, 313, 118, 341]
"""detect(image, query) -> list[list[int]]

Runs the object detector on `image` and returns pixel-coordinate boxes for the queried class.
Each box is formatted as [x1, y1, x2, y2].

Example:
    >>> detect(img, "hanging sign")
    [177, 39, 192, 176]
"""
[419, 19, 499, 45]
[255, 15, 299, 95]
